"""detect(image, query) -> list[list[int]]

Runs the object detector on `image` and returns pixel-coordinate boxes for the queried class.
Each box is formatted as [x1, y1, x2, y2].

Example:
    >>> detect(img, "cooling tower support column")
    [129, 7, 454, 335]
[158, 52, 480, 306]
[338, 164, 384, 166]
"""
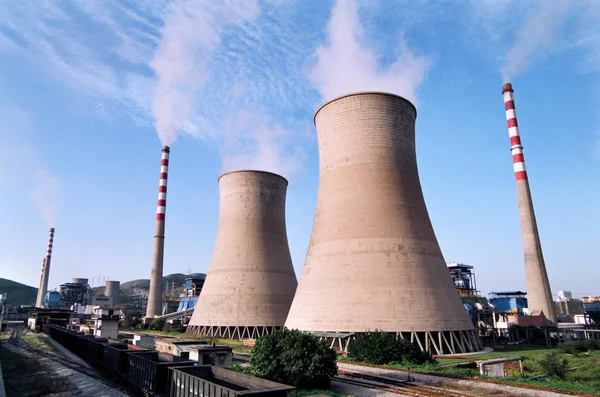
[146, 146, 170, 320]
[187, 171, 298, 339]
[35, 228, 55, 308]
[502, 83, 556, 324]
[284, 92, 482, 354]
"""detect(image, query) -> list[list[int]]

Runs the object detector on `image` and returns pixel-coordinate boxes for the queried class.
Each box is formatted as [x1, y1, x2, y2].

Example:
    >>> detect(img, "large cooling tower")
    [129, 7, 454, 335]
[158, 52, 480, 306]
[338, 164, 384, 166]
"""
[502, 83, 556, 324]
[187, 171, 298, 339]
[285, 92, 482, 354]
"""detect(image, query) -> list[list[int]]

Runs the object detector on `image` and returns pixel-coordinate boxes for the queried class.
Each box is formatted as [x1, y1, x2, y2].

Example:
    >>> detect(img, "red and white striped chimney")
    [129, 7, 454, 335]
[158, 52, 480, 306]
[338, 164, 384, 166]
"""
[35, 228, 55, 308]
[146, 146, 170, 319]
[502, 83, 556, 324]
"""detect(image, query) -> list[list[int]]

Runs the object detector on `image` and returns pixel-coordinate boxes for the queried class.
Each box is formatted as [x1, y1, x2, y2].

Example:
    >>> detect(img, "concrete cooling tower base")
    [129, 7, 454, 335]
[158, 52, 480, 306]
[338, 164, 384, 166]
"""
[186, 325, 277, 340]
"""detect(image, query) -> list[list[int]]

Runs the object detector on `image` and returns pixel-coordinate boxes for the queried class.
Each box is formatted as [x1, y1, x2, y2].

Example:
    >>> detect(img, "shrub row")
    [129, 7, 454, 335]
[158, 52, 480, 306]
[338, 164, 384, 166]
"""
[558, 339, 600, 354]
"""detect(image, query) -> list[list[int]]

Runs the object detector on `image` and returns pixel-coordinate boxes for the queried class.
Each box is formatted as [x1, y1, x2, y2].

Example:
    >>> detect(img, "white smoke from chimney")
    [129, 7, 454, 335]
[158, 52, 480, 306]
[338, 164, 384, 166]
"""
[308, 0, 429, 105]
[150, 0, 260, 145]
[500, 0, 572, 82]
[31, 168, 62, 227]
[0, 105, 62, 227]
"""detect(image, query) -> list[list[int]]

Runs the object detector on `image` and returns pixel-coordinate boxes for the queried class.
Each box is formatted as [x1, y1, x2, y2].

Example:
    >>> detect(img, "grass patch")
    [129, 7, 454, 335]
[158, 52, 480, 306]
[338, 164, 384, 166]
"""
[0, 343, 76, 396]
[292, 389, 348, 396]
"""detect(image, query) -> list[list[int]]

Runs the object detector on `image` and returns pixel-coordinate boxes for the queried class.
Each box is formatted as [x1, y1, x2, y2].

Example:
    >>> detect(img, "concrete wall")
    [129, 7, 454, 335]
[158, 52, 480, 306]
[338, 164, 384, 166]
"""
[285, 92, 475, 334]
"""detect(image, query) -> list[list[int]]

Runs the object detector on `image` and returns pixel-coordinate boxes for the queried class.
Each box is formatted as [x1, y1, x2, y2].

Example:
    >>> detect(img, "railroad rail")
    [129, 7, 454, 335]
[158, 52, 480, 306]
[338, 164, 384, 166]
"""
[336, 369, 479, 397]
[340, 361, 599, 397]
[7, 328, 134, 395]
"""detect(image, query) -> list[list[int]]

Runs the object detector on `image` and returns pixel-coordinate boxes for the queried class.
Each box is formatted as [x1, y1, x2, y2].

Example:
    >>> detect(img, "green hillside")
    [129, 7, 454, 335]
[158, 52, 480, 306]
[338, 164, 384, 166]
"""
[118, 273, 206, 295]
[0, 278, 37, 308]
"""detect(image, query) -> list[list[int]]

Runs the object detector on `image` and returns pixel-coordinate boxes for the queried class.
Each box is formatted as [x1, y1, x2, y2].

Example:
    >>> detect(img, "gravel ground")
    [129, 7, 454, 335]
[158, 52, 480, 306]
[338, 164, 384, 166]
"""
[331, 379, 412, 397]
[4, 338, 130, 397]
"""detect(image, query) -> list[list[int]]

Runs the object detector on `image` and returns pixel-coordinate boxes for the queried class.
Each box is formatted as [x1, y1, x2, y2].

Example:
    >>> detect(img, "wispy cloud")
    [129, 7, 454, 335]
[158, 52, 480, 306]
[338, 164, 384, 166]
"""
[308, 0, 430, 105]
[500, 0, 573, 82]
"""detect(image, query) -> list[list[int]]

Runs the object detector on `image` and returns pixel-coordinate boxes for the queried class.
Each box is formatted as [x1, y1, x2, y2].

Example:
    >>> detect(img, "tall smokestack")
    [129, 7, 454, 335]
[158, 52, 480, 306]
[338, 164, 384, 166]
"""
[146, 146, 170, 319]
[502, 83, 556, 324]
[35, 228, 55, 308]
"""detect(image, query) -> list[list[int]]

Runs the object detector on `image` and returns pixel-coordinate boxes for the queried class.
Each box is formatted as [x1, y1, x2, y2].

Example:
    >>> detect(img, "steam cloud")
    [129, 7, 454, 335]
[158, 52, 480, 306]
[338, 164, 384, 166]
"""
[0, 105, 62, 227]
[500, 1, 572, 82]
[32, 168, 62, 226]
[309, 0, 429, 105]
[150, 1, 260, 146]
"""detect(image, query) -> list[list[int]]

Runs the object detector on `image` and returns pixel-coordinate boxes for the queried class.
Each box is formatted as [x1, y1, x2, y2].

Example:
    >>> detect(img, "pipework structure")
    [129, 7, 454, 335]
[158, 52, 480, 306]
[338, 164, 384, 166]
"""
[35, 228, 55, 308]
[284, 92, 482, 354]
[187, 171, 298, 339]
[501, 83, 556, 324]
[146, 146, 170, 320]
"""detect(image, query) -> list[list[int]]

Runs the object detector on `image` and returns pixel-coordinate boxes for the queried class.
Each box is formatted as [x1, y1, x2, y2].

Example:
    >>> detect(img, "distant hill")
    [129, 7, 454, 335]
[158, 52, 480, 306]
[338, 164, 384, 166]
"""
[0, 278, 37, 307]
[117, 273, 206, 295]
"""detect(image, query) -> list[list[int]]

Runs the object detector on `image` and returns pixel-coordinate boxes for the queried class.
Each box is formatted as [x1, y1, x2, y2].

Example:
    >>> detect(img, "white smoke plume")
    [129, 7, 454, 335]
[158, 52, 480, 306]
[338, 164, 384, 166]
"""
[309, 0, 429, 105]
[31, 168, 63, 226]
[150, 0, 260, 145]
[500, 0, 572, 82]
[220, 111, 305, 177]
[0, 105, 62, 226]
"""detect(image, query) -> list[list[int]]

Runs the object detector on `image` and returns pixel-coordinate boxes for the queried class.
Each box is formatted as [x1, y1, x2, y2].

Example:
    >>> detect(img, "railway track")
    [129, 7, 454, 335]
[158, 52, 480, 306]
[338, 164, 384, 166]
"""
[335, 370, 479, 397]
[7, 328, 135, 395]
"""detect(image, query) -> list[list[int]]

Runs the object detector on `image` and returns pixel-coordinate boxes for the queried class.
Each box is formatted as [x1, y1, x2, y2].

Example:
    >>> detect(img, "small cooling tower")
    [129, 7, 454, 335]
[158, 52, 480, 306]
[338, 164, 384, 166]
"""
[105, 281, 120, 305]
[187, 171, 297, 339]
[284, 92, 482, 354]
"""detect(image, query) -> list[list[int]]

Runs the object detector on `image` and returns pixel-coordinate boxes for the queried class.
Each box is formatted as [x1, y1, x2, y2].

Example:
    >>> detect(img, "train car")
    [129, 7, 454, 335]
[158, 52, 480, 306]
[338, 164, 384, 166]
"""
[103, 343, 148, 377]
[125, 351, 196, 395]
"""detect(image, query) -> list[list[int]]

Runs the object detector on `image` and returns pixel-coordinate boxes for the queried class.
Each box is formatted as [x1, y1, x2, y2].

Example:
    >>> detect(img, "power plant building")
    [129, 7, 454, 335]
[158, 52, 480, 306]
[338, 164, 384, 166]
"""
[187, 171, 298, 339]
[284, 92, 482, 354]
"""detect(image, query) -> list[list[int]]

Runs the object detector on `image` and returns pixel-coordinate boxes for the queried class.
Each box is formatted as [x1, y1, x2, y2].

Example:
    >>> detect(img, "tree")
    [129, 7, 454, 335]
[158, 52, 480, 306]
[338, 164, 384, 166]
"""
[251, 329, 338, 389]
[538, 352, 569, 380]
[149, 318, 165, 331]
[348, 331, 434, 365]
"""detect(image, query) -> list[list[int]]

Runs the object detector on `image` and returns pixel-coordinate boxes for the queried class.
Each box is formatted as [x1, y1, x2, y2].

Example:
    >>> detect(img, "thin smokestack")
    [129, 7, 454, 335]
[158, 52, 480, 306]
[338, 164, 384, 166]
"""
[146, 146, 170, 319]
[502, 83, 556, 324]
[35, 228, 55, 308]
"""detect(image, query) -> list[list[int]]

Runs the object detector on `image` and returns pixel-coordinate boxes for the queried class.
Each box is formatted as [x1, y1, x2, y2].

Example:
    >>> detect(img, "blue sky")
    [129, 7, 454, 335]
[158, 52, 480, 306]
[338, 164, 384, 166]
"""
[0, 0, 598, 298]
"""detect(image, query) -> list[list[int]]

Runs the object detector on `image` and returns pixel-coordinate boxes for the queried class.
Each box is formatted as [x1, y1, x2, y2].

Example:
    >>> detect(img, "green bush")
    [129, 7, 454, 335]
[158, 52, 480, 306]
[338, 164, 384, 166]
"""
[348, 331, 435, 365]
[251, 329, 338, 389]
[537, 351, 569, 379]
[149, 318, 165, 331]
[558, 340, 600, 354]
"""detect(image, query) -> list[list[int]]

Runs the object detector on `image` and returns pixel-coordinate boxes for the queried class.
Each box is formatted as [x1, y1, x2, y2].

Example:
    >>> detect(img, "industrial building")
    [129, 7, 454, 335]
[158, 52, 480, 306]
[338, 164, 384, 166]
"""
[187, 171, 298, 339]
[502, 83, 556, 325]
[284, 92, 482, 354]
[60, 278, 94, 309]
